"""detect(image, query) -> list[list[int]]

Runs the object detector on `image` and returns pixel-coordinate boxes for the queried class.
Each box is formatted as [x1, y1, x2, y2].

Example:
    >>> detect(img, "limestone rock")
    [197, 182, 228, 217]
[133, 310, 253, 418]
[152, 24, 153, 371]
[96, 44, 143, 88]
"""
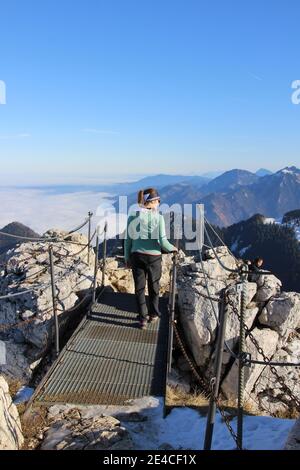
[258, 292, 300, 342]
[222, 328, 279, 400]
[168, 368, 191, 394]
[0, 340, 33, 382]
[0, 375, 24, 450]
[104, 252, 184, 296]
[251, 333, 300, 416]
[255, 274, 282, 302]
[0, 229, 95, 382]
[41, 411, 133, 450]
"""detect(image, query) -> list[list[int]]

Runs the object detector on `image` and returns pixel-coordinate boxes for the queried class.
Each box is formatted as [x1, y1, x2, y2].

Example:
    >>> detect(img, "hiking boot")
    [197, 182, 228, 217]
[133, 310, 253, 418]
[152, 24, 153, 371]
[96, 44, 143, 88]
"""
[139, 319, 147, 330]
[148, 315, 159, 323]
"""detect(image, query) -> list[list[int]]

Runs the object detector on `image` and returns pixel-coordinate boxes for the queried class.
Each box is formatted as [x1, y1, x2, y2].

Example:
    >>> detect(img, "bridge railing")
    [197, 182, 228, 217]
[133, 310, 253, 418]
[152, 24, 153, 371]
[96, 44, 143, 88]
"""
[0, 212, 101, 357]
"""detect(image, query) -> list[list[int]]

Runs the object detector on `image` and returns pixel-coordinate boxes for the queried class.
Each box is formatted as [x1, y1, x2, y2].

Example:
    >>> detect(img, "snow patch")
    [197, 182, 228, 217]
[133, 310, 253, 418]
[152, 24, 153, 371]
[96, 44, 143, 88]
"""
[239, 245, 251, 256]
[124, 398, 294, 450]
[73, 397, 295, 450]
[13, 386, 34, 404]
[263, 218, 275, 224]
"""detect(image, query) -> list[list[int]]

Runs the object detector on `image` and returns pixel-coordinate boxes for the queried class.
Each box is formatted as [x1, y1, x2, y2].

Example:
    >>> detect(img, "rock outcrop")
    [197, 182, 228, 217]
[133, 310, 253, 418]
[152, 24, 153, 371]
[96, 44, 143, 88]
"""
[41, 406, 133, 450]
[0, 230, 95, 383]
[104, 251, 187, 296]
[222, 328, 279, 399]
[177, 245, 300, 415]
[0, 375, 24, 450]
[258, 292, 300, 344]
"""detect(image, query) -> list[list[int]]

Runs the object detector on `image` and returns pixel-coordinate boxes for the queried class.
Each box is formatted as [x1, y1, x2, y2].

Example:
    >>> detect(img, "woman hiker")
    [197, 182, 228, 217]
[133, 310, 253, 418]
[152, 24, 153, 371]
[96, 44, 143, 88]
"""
[124, 188, 178, 329]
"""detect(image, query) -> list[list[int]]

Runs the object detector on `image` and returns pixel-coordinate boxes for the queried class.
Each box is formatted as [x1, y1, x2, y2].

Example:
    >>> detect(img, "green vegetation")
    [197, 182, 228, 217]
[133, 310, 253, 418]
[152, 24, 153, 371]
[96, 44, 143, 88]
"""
[205, 214, 300, 292]
[282, 209, 300, 224]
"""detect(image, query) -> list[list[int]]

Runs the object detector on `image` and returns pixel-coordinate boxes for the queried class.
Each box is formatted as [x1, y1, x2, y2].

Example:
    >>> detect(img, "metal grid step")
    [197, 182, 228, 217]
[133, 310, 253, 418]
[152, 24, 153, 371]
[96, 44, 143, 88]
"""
[34, 290, 169, 406]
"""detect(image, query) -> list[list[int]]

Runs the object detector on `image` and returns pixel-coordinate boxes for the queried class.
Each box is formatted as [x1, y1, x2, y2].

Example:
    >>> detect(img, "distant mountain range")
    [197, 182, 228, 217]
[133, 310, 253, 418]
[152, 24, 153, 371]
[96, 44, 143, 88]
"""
[148, 166, 300, 226]
[117, 166, 299, 226]
[203, 166, 300, 226]
[0, 222, 40, 255]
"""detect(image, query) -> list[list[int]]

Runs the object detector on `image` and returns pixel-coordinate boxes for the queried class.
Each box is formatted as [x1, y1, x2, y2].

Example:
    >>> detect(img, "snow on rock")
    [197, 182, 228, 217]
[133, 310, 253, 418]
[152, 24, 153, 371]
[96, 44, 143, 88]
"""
[262, 218, 276, 224]
[44, 397, 294, 450]
[239, 245, 251, 256]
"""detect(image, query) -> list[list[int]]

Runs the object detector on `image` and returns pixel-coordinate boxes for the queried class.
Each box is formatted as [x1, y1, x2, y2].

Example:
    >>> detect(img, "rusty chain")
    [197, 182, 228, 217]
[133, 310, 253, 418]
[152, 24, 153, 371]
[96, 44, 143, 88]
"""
[227, 290, 300, 411]
[172, 320, 241, 449]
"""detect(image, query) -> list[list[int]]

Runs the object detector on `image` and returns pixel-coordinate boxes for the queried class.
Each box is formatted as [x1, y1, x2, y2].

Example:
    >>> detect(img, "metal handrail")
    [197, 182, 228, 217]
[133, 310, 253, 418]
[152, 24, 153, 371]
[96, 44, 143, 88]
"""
[167, 239, 179, 375]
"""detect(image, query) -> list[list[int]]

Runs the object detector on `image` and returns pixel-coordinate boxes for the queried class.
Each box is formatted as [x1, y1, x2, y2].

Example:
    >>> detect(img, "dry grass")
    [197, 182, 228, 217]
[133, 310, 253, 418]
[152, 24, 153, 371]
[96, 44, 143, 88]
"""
[269, 408, 299, 420]
[20, 406, 50, 450]
[166, 384, 209, 410]
[6, 377, 24, 399]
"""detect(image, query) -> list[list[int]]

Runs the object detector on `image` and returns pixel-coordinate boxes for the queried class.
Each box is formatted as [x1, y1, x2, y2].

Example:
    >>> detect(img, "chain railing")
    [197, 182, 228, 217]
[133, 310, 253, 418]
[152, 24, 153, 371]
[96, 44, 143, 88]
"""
[227, 290, 300, 410]
[201, 212, 300, 449]
[172, 317, 241, 450]
[166, 231, 241, 450]
[0, 212, 104, 358]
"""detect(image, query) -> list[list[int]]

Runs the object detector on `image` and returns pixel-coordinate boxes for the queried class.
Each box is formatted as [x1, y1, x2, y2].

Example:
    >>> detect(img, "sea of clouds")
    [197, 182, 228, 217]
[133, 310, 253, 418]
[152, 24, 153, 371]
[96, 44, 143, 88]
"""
[0, 187, 128, 240]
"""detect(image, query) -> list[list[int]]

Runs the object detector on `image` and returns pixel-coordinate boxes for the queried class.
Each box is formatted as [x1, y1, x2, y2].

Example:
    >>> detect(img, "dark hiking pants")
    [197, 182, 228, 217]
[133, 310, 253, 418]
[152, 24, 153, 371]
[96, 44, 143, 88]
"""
[130, 252, 162, 320]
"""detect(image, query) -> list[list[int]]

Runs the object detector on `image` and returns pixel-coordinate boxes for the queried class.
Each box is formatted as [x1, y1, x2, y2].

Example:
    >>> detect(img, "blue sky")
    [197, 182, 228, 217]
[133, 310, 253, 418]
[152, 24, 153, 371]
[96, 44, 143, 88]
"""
[0, 0, 299, 184]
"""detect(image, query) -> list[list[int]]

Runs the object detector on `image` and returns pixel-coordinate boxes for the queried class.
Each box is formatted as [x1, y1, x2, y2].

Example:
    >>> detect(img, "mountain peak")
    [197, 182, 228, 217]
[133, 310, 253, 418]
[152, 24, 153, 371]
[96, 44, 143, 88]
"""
[0, 222, 40, 255]
[256, 168, 273, 177]
[277, 166, 300, 175]
[0, 221, 40, 236]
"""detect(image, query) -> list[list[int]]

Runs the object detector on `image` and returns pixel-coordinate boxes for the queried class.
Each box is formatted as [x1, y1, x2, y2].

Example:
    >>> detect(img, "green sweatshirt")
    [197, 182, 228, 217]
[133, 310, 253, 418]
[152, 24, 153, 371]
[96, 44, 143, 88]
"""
[124, 208, 176, 262]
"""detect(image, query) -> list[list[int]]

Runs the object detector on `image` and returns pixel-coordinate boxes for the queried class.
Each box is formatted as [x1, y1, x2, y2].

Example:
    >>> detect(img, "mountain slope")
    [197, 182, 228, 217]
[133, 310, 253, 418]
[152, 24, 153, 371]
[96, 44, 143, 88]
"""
[156, 169, 259, 209]
[0, 222, 40, 255]
[202, 166, 300, 226]
[221, 214, 300, 291]
[114, 174, 210, 195]
[256, 168, 273, 177]
[201, 169, 259, 195]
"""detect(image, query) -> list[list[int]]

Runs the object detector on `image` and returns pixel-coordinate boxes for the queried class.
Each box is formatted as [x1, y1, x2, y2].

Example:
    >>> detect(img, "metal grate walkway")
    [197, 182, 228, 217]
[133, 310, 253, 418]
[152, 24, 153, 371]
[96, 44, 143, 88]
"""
[34, 289, 169, 406]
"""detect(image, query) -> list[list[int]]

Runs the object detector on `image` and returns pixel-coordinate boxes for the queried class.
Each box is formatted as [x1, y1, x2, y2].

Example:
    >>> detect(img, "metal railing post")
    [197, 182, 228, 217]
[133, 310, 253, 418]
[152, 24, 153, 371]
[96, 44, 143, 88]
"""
[102, 221, 108, 287]
[167, 238, 179, 375]
[87, 211, 93, 265]
[204, 288, 228, 450]
[92, 234, 100, 304]
[237, 281, 247, 449]
[49, 245, 60, 358]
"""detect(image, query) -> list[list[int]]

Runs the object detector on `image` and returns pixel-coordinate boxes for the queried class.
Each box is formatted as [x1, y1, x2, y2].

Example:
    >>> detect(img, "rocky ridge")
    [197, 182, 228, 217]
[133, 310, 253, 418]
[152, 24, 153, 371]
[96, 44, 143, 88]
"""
[176, 246, 300, 416]
[0, 229, 95, 382]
